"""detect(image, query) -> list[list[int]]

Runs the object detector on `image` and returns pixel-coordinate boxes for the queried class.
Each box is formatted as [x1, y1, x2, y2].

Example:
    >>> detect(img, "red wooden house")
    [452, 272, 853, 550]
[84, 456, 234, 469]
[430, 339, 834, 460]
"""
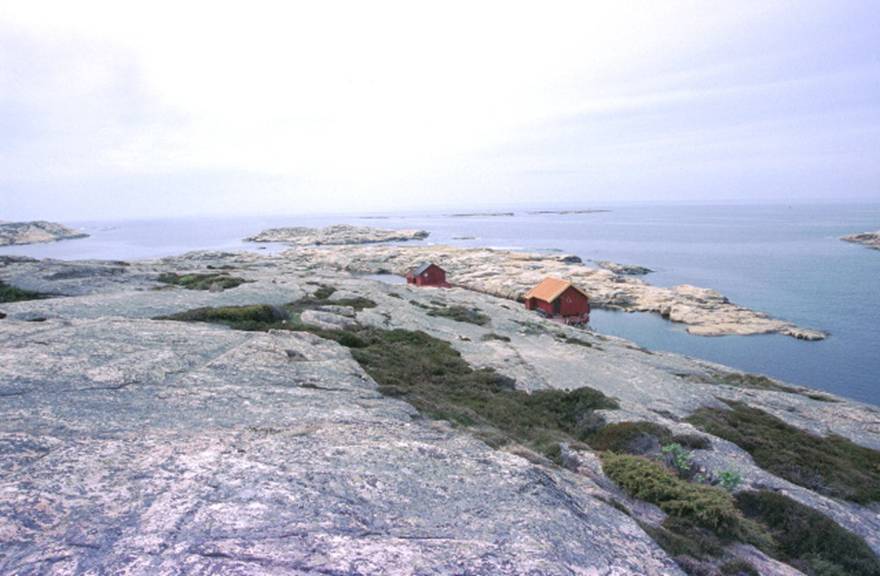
[406, 262, 449, 287]
[524, 277, 590, 324]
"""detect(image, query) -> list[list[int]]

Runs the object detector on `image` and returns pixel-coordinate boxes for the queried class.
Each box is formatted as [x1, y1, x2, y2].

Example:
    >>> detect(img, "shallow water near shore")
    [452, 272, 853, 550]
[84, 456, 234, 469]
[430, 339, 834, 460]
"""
[2, 203, 878, 405]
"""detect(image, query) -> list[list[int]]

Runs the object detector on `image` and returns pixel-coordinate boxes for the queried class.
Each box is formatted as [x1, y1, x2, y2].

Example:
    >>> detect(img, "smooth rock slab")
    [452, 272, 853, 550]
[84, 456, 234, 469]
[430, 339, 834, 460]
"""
[0, 318, 681, 575]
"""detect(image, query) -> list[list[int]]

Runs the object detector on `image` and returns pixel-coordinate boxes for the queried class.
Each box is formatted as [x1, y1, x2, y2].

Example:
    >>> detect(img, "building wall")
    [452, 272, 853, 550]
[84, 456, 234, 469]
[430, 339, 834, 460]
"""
[413, 265, 446, 286]
[559, 287, 590, 317]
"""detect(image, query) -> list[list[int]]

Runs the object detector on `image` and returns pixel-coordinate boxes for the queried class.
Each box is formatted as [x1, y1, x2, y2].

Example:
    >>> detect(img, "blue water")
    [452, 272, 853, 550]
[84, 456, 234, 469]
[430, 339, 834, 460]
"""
[2, 204, 878, 405]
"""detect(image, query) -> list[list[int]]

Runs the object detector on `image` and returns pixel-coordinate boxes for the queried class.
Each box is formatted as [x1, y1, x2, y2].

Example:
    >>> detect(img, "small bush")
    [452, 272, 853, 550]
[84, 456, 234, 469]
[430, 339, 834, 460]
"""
[601, 452, 743, 535]
[586, 421, 672, 454]
[427, 305, 491, 326]
[688, 402, 880, 503]
[0, 281, 50, 303]
[158, 304, 283, 330]
[735, 490, 880, 576]
[157, 272, 247, 291]
[673, 433, 712, 450]
[312, 285, 336, 300]
[481, 332, 511, 342]
[717, 471, 742, 492]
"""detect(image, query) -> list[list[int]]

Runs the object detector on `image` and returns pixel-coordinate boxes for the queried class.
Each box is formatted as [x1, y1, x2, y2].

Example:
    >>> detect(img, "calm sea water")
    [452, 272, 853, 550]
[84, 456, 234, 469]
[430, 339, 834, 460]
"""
[2, 204, 878, 405]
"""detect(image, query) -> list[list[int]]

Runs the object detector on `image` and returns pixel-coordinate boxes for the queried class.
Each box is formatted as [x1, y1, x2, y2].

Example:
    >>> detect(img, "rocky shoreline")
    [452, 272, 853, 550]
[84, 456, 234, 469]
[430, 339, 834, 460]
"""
[842, 231, 880, 251]
[280, 243, 826, 340]
[0, 220, 88, 246]
[1, 247, 877, 574]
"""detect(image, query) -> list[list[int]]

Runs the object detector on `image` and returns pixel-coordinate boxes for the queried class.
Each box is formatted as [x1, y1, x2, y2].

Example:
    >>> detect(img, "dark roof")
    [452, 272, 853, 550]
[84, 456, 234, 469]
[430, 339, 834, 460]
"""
[413, 262, 438, 275]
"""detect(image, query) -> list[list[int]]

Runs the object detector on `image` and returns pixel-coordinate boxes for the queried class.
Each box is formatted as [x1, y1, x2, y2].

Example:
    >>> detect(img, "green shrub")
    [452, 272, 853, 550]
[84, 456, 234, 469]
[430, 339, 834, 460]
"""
[735, 491, 880, 576]
[426, 305, 491, 326]
[157, 272, 247, 291]
[717, 471, 742, 492]
[662, 443, 697, 479]
[0, 281, 50, 303]
[687, 402, 880, 503]
[586, 421, 672, 454]
[158, 304, 282, 330]
[601, 452, 743, 535]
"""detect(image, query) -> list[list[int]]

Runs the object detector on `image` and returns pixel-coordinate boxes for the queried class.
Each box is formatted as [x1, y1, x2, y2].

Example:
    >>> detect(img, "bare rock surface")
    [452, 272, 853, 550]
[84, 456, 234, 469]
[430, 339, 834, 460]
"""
[594, 260, 653, 275]
[0, 221, 88, 246]
[281, 244, 826, 340]
[1, 251, 877, 574]
[245, 224, 429, 245]
[842, 230, 880, 250]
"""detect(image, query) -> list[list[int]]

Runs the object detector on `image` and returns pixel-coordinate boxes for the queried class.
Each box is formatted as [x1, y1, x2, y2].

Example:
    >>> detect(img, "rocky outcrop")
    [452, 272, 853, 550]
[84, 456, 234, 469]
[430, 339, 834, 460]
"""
[842, 231, 880, 251]
[0, 251, 874, 574]
[595, 260, 653, 275]
[246, 224, 429, 245]
[0, 221, 88, 246]
[281, 244, 826, 340]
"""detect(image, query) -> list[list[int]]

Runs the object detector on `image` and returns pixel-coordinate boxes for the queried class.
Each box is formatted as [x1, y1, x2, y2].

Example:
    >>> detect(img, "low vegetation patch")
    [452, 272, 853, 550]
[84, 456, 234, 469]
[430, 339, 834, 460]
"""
[161, 295, 617, 461]
[687, 402, 880, 503]
[586, 421, 710, 456]
[157, 272, 247, 291]
[158, 304, 284, 330]
[481, 332, 511, 342]
[0, 281, 50, 303]
[601, 452, 747, 536]
[349, 328, 617, 458]
[735, 490, 880, 576]
[426, 304, 490, 326]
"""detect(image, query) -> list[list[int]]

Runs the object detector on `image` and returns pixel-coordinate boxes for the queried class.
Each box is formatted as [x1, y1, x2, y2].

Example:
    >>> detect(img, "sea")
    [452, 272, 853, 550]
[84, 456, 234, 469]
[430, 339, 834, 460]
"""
[2, 203, 878, 406]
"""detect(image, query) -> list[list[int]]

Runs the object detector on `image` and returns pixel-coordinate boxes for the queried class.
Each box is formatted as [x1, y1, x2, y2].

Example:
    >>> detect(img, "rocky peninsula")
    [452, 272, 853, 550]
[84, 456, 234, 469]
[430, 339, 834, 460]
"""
[0, 245, 876, 575]
[0, 220, 88, 246]
[281, 244, 826, 340]
[245, 224, 429, 245]
[842, 231, 880, 251]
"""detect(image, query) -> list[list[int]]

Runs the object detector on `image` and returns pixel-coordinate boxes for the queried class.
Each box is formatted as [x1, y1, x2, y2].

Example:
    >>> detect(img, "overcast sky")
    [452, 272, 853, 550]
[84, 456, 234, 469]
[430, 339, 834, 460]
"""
[1, 1, 878, 220]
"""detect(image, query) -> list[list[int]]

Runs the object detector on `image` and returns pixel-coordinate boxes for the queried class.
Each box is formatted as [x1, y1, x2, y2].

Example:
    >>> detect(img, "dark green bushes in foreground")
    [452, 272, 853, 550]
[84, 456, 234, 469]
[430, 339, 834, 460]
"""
[603, 453, 880, 576]
[0, 281, 50, 303]
[687, 402, 880, 503]
[157, 272, 247, 291]
[736, 491, 880, 576]
[601, 453, 747, 536]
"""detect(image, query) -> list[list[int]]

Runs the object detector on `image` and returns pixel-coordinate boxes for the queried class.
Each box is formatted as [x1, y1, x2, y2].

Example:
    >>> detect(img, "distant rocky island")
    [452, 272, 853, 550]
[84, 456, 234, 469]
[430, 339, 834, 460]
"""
[0, 233, 876, 575]
[446, 211, 515, 218]
[0, 220, 88, 246]
[528, 209, 611, 215]
[842, 231, 880, 251]
[245, 224, 429, 245]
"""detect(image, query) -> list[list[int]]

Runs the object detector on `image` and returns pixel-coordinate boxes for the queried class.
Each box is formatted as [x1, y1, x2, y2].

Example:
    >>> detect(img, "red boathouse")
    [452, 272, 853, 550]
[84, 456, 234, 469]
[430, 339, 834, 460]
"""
[406, 262, 449, 287]
[524, 277, 590, 324]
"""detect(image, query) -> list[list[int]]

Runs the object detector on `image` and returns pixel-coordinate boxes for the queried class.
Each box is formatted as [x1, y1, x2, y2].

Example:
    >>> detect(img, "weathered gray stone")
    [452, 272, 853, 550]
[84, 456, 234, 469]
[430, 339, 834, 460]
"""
[0, 251, 877, 574]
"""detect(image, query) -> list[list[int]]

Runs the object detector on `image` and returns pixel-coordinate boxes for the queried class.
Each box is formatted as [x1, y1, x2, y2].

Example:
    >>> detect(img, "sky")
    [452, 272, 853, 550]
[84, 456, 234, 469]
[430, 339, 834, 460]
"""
[0, 1, 878, 220]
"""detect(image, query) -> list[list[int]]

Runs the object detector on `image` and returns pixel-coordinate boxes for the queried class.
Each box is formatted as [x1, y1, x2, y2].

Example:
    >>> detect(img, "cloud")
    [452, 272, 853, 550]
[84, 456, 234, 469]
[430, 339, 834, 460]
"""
[0, 1, 877, 219]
